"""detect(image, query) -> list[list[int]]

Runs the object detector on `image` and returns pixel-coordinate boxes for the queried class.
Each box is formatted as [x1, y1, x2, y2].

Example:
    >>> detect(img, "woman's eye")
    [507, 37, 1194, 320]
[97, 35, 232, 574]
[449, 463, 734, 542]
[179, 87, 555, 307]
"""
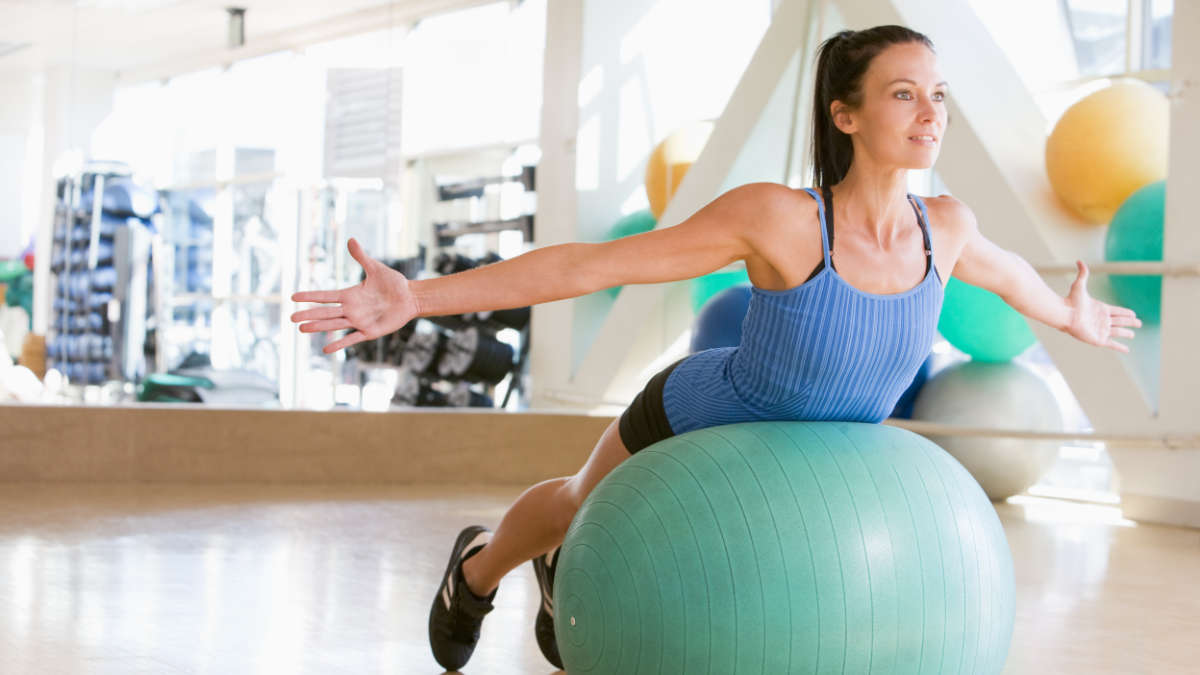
[897, 90, 946, 101]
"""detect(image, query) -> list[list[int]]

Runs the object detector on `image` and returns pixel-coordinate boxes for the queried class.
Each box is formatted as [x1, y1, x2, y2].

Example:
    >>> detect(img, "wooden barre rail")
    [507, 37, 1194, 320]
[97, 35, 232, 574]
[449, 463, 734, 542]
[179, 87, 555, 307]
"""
[1033, 261, 1200, 276]
[886, 418, 1200, 450]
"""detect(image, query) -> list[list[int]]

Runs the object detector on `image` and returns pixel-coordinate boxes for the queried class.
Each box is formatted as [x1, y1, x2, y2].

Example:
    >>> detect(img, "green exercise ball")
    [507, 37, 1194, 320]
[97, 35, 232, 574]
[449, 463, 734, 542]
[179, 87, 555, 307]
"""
[1105, 180, 1164, 323]
[603, 210, 658, 299]
[555, 421, 1016, 675]
[938, 277, 1035, 362]
[691, 267, 751, 313]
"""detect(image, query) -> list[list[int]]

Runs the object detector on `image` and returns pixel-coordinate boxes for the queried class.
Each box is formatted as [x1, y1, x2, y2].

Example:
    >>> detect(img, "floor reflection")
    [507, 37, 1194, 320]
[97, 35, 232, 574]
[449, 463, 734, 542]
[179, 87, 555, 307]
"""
[0, 484, 1195, 674]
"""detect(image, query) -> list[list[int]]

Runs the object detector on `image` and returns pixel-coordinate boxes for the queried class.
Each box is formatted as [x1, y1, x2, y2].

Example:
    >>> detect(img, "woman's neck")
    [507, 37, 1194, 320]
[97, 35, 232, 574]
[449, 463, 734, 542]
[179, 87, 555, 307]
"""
[829, 168, 913, 246]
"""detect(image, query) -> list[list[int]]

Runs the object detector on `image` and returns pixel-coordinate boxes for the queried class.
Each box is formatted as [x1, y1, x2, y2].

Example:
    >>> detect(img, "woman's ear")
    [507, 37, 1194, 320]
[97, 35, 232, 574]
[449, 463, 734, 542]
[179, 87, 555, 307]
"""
[830, 101, 856, 135]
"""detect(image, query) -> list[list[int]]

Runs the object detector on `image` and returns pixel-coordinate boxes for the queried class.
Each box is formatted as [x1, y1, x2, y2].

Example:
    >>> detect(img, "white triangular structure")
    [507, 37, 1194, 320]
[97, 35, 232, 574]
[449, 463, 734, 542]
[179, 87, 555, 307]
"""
[566, 0, 820, 405]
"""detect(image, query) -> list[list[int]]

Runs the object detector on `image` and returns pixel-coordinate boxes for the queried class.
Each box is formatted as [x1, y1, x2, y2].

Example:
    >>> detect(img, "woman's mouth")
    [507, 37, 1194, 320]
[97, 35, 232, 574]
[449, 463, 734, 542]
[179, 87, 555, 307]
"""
[908, 135, 937, 146]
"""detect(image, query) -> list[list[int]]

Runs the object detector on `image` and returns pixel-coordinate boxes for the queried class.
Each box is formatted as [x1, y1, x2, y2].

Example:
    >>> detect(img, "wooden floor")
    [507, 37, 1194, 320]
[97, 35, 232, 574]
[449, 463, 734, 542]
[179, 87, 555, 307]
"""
[0, 484, 1196, 674]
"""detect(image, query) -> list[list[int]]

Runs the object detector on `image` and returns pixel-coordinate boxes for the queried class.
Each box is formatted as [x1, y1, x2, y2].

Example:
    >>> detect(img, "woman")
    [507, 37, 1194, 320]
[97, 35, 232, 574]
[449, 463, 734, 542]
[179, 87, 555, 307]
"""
[291, 26, 1140, 671]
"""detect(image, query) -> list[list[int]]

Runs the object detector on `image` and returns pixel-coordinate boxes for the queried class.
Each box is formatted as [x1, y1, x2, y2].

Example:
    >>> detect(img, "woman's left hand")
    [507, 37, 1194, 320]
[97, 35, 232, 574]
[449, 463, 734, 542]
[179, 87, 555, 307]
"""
[1064, 260, 1143, 353]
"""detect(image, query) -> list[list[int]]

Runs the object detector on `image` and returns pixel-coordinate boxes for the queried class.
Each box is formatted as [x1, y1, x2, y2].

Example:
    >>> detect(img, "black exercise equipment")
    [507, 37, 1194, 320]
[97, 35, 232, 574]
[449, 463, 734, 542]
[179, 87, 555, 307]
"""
[437, 326, 514, 385]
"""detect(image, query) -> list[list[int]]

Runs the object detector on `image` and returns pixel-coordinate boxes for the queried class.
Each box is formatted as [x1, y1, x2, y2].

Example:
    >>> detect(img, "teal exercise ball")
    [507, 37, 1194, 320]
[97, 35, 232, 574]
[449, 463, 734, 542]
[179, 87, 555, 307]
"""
[555, 421, 1015, 674]
[690, 267, 751, 313]
[938, 277, 1035, 362]
[1105, 180, 1165, 323]
[603, 210, 658, 299]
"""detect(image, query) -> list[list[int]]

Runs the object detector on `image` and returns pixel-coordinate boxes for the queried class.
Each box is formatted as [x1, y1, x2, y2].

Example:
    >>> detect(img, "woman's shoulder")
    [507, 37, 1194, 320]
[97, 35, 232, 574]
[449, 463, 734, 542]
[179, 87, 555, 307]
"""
[916, 194, 980, 259]
[723, 181, 815, 204]
[718, 182, 821, 233]
[920, 194, 977, 232]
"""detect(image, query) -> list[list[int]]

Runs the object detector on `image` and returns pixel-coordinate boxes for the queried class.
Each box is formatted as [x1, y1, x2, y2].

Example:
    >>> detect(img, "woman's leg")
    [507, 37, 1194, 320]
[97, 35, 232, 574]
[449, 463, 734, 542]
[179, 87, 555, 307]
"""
[460, 416, 631, 596]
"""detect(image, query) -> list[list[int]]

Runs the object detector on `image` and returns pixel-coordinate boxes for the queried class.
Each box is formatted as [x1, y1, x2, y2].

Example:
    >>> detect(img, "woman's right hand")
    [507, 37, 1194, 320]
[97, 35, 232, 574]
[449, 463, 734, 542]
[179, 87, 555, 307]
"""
[290, 238, 418, 354]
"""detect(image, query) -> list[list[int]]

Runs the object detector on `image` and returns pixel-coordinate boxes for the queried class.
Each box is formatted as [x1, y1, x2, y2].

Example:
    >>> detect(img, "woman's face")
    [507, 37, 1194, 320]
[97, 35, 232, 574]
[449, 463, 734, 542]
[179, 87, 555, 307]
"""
[832, 41, 948, 170]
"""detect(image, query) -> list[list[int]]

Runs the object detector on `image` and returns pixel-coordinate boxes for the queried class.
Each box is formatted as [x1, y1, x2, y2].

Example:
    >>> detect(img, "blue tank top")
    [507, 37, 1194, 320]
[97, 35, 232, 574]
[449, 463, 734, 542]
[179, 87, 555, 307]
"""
[661, 187, 944, 434]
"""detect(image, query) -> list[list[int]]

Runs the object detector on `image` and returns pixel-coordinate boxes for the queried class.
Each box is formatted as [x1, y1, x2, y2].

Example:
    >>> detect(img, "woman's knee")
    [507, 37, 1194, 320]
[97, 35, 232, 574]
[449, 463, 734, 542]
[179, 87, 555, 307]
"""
[554, 477, 587, 534]
[557, 421, 632, 530]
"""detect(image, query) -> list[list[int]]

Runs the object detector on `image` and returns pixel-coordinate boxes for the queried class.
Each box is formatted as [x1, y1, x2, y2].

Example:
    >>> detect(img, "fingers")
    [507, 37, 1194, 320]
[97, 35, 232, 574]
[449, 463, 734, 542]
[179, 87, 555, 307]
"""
[323, 330, 372, 354]
[1105, 340, 1130, 354]
[299, 318, 354, 333]
[292, 290, 343, 304]
[1111, 327, 1135, 339]
[1110, 315, 1142, 328]
[290, 306, 343, 323]
[348, 238, 374, 271]
[1068, 260, 1090, 299]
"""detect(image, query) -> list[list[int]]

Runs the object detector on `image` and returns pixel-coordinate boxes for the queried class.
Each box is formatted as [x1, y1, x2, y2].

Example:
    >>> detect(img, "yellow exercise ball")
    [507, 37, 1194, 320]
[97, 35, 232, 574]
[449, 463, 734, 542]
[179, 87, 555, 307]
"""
[645, 121, 714, 219]
[1045, 79, 1169, 224]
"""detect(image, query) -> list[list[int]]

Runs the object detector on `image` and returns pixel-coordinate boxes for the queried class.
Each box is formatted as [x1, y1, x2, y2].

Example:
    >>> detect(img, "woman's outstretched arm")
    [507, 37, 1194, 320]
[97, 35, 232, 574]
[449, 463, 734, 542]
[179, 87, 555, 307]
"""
[292, 182, 775, 353]
[943, 196, 1142, 353]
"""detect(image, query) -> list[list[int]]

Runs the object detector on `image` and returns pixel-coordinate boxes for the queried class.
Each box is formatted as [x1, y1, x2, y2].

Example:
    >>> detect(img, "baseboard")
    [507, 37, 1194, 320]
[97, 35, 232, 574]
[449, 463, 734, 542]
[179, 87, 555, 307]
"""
[0, 404, 615, 484]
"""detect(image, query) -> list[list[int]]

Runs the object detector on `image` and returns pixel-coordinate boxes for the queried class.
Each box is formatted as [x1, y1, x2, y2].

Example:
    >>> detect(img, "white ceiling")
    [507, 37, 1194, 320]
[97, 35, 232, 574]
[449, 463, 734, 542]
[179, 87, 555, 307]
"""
[0, 0, 424, 76]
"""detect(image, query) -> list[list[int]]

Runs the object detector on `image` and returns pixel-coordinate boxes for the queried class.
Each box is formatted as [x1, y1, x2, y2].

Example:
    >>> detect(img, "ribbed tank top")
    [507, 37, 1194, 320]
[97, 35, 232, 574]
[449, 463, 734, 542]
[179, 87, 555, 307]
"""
[662, 187, 944, 434]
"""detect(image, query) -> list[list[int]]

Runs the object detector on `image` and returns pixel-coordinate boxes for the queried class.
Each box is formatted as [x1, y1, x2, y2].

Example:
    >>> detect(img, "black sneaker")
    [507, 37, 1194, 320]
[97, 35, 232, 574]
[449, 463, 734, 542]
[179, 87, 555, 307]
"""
[531, 546, 563, 669]
[428, 525, 496, 671]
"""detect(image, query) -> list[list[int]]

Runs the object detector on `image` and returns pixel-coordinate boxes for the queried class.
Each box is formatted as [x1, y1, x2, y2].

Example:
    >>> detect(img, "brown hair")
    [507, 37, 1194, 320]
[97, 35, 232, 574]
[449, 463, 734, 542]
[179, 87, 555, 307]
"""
[811, 26, 935, 187]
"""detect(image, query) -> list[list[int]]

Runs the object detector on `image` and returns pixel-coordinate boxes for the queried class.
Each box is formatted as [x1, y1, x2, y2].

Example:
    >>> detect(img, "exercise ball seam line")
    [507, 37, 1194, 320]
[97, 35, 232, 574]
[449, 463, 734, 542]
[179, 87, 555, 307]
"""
[941, 447, 986, 675]
[705, 427, 774, 674]
[808, 425, 852, 673]
[918, 444, 958, 674]
[911, 451, 950, 675]
[881, 430, 915, 674]
[933, 449, 974, 675]
[777, 424, 826, 673]
[610, 467, 689, 675]
[829, 423, 877, 675]
[892, 462, 930, 674]
[661, 434, 744, 675]
[744, 424, 798, 674]
[586, 497, 653, 673]
[783, 423, 847, 674]
[565, 539, 612, 672]
[849, 427, 905, 673]
[568, 538, 615, 671]
[644, 447, 717, 671]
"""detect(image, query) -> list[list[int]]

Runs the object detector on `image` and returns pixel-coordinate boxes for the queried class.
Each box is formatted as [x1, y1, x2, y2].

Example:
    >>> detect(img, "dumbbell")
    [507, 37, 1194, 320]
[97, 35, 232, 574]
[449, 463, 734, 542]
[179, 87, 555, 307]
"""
[437, 326, 515, 385]
[447, 382, 494, 408]
[433, 251, 503, 276]
[402, 330, 448, 375]
[393, 368, 449, 407]
[468, 306, 531, 331]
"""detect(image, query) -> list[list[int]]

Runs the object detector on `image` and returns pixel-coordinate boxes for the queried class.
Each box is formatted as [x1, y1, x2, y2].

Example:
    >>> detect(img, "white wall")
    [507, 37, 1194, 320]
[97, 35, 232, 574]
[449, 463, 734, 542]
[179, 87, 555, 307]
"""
[400, 0, 547, 157]
[0, 73, 36, 258]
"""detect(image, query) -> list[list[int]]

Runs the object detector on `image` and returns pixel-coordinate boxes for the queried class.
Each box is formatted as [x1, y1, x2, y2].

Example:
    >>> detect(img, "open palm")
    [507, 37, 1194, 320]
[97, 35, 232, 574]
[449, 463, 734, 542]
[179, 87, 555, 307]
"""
[1064, 260, 1142, 353]
[290, 238, 417, 354]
